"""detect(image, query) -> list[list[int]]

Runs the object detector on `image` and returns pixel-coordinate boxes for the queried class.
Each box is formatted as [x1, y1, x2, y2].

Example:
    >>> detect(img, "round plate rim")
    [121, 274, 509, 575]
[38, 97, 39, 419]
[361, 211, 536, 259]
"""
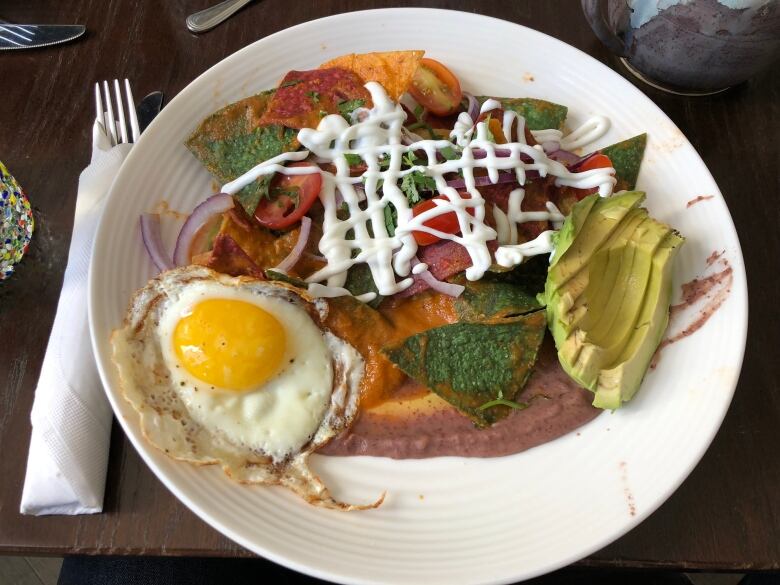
[88, 8, 748, 585]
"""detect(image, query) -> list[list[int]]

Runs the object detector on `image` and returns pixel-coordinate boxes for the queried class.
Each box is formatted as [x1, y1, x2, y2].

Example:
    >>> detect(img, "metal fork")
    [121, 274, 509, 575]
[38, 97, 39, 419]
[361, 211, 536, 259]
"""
[94, 79, 141, 146]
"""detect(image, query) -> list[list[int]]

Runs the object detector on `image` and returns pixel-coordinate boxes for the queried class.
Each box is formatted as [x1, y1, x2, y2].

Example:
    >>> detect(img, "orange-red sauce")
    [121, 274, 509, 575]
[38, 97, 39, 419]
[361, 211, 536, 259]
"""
[325, 291, 457, 409]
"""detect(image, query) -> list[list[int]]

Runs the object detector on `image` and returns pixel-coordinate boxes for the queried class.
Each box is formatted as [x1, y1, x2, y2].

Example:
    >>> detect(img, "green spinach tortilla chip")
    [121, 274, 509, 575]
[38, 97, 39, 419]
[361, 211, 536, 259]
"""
[477, 96, 568, 131]
[600, 133, 647, 191]
[452, 276, 542, 322]
[343, 263, 383, 308]
[185, 91, 299, 214]
[382, 311, 547, 427]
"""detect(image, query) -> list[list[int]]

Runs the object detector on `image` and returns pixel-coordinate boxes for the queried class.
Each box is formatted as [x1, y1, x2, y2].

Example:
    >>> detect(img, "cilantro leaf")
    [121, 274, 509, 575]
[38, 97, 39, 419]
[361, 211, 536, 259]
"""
[306, 90, 320, 104]
[279, 79, 303, 88]
[402, 152, 419, 168]
[400, 171, 435, 205]
[440, 146, 459, 160]
[344, 153, 363, 167]
[337, 99, 365, 120]
[384, 202, 397, 237]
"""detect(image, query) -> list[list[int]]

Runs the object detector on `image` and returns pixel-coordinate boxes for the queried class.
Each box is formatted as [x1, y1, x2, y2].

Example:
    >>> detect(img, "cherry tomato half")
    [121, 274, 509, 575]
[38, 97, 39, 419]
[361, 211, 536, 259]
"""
[411, 193, 474, 246]
[577, 153, 613, 173]
[571, 154, 613, 200]
[409, 58, 463, 117]
[254, 162, 322, 230]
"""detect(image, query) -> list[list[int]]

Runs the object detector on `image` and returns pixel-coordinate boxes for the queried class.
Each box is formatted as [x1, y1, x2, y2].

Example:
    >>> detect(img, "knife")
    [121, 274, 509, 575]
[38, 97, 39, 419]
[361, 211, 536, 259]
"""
[136, 91, 165, 134]
[0, 24, 85, 50]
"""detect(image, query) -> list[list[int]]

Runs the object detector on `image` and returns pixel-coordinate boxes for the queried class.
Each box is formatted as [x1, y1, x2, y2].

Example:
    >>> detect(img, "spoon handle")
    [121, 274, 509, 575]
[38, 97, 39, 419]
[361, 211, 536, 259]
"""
[186, 0, 254, 34]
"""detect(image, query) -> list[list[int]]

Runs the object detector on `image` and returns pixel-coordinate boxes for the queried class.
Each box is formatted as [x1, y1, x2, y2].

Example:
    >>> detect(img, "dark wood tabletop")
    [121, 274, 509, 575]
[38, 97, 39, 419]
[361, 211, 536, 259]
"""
[1, 0, 778, 577]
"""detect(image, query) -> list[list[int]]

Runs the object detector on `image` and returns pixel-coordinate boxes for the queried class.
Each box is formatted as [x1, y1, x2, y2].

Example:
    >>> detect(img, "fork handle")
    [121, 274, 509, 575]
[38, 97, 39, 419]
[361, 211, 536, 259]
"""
[186, 0, 253, 33]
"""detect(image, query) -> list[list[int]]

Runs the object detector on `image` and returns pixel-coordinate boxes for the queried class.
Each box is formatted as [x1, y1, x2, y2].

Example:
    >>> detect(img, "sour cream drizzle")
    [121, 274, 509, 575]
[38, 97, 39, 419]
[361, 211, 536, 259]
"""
[221, 83, 615, 301]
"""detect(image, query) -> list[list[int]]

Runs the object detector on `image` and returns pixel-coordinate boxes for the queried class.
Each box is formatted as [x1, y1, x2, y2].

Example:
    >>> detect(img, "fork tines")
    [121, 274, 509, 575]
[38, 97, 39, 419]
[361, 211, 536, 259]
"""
[94, 79, 141, 146]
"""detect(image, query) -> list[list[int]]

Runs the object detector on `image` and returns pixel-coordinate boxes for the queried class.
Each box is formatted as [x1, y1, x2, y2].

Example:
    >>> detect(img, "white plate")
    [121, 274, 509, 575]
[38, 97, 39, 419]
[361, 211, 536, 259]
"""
[89, 8, 747, 585]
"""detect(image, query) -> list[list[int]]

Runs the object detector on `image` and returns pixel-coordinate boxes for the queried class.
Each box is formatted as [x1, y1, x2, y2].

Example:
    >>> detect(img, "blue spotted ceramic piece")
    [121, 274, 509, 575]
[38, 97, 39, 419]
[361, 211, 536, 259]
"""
[1, 161, 34, 280]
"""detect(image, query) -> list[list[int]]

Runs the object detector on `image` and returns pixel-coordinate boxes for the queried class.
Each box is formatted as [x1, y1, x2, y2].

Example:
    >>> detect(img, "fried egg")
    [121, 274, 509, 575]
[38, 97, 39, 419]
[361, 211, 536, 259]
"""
[111, 266, 381, 510]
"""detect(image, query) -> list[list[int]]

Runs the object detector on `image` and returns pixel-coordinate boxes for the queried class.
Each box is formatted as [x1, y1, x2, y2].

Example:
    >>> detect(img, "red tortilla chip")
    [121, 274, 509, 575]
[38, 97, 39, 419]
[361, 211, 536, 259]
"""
[259, 68, 371, 130]
[202, 234, 265, 279]
[320, 50, 424, 100]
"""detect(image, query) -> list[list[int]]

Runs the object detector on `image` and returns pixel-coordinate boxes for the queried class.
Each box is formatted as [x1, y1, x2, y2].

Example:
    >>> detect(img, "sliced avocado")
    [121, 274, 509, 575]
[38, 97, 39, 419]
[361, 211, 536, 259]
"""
[547, 191, 645, 293]
[544, 192, 645, 348]
[593, 230, 684, 409]
[569, 218, 671, 389]
[566, 208, 649, 334]
[543, 193, 684, 409]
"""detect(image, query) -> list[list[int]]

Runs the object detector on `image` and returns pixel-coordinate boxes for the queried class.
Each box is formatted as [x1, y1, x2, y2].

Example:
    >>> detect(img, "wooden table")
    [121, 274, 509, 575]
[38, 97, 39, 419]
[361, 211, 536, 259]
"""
[1, 0, 778, 578]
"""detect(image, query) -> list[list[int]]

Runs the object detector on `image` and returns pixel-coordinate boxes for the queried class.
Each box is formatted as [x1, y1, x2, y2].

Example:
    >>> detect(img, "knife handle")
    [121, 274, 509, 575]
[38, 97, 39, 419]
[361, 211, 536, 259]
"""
[186, 0, 253, 34]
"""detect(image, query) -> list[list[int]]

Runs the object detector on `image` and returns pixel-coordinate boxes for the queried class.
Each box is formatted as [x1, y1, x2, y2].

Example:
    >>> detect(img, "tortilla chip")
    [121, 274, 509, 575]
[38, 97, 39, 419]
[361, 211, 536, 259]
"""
[198, 234, 265, 278]
[477, 96, 569, 131]
[382, 311, 547, 427]
[452, 277, 542, 322]
[206, 207, 298, 271]
[320, 50, 424, 100]
[600, 134, 647, 191]
[259, 68, 371, 130]
[185, 91, 298, 205]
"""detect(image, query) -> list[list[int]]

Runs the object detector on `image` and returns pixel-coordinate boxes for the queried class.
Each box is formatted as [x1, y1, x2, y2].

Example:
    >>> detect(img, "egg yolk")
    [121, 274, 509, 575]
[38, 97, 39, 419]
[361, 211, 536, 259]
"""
[173, 299, 286, 391]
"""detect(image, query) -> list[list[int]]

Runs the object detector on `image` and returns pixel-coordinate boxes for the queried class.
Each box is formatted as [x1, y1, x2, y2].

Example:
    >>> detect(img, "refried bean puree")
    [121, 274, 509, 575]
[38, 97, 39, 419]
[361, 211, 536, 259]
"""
[318, 291, 601, 459]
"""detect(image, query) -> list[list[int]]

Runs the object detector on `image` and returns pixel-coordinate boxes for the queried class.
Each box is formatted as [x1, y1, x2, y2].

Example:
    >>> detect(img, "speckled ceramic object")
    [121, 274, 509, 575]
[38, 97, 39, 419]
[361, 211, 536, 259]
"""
[0, 161, 33, 280]
[583, 0, 780, 93]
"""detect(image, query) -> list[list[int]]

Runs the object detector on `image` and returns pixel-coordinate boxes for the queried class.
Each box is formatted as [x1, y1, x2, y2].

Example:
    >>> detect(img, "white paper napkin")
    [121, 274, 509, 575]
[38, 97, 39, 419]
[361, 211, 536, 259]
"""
[20, 122, 132, 515]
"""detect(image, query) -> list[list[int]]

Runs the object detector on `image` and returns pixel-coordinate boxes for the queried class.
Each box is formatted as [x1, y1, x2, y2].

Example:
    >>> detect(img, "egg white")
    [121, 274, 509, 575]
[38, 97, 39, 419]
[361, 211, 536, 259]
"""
[113, 267, 379, 509]
[155, 281, 333, 461]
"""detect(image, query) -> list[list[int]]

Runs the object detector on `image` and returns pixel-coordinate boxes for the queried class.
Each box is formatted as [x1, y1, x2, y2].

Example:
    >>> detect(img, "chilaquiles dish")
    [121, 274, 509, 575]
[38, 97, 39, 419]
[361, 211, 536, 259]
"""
[113, 51, 683, 508]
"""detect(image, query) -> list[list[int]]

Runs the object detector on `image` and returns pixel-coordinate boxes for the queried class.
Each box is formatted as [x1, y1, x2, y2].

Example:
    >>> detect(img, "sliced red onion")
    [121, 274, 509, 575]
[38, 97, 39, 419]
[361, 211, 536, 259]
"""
[274, 216, 312, 273]
[547, 148, 582, 166]
[463, 92, 479, 122]
[173, 193, 234, 266]
[411, 257, 465, 298]
[140, 213, 174, 272]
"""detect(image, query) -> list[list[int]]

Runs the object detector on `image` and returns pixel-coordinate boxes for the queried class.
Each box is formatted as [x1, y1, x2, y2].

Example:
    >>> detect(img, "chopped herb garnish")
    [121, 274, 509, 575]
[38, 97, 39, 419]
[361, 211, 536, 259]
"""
[413, 104, 424, 120]
[344, 153, 363, 167]
[383, 202, 397, 236]
[476, 389, 529, 412]
[271, 186, 299, 199]
[318, 110, 328, 118]
[402, 152, 419, 168]
[280, 79, 303, 88]
[400, 171, 435, 204]
[306, 90, 321, 104]
[440, 146, 459, 160]
[337, 98, 365, 120]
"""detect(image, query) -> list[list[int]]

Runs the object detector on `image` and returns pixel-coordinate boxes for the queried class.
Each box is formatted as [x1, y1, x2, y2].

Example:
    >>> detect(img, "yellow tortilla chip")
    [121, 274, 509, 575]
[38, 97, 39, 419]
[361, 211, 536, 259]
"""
[320, 50, 424, 100]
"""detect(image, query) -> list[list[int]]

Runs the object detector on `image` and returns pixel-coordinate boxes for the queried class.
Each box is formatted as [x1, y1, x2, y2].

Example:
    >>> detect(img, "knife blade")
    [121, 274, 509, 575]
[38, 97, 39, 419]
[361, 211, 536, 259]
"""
[0, 24, 85, 50]
[136, 91, 165, 134]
